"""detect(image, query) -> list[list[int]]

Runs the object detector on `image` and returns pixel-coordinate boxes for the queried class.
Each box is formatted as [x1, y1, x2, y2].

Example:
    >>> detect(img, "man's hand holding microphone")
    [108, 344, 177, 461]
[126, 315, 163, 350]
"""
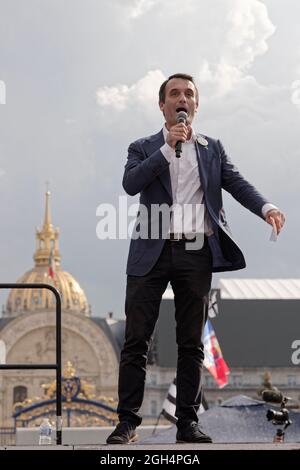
[166, 111, 191, 158]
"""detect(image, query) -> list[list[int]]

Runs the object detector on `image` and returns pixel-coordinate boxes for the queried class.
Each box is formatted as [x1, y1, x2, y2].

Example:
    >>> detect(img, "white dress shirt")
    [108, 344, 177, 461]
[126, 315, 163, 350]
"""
[161, 125, 213, 236]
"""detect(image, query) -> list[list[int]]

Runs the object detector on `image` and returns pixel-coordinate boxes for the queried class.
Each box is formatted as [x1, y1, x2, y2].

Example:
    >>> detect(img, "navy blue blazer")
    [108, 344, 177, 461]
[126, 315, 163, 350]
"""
[123, 129, 269, 276]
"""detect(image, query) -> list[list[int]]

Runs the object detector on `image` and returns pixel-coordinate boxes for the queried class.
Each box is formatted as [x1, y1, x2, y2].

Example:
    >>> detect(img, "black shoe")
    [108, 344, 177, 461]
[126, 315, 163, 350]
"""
[176, 421, 212, 443]
[106, 421, 138, 444]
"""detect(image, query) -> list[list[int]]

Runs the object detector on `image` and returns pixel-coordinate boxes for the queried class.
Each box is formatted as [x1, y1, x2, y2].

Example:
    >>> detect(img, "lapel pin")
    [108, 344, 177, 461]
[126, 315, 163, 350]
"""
[197, 135, 208, 147]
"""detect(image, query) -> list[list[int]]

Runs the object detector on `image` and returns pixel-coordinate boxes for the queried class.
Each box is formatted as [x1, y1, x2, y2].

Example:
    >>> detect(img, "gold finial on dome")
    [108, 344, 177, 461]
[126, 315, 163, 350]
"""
[44, 188, 52, 229]
[34, 190, 61, 268]
[5, 191, 90, 317]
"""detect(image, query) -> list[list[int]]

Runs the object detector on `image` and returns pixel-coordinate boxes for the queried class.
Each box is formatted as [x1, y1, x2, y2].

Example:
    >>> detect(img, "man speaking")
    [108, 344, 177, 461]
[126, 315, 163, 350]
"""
[106, 73, 285, 444]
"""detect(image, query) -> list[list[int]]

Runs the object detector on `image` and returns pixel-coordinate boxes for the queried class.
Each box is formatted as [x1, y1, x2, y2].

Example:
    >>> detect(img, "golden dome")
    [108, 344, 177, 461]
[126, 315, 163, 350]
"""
[5, 191, 90, 317]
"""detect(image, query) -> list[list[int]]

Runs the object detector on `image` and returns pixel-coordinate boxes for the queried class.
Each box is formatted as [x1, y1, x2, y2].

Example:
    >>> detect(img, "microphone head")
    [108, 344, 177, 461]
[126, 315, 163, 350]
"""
[176, 110, 188, 124]
[262, 389, 283, 404]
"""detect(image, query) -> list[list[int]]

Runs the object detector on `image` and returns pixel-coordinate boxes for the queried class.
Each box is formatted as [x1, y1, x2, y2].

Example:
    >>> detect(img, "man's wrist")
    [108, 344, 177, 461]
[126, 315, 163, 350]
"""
[262, 203, 279, 218]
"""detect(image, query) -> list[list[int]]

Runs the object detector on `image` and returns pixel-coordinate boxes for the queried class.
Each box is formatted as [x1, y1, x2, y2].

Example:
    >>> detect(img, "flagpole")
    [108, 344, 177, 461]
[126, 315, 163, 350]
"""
[152, 411, 163, 435]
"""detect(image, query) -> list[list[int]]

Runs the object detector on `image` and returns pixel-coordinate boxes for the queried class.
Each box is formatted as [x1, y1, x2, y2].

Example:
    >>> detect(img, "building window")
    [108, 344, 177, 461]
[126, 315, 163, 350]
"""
[230, 375, 243, 387]
[205, 375, 216, 387]
[150, 400, 157, 417]
[287, 375, 297, 386]
[149, 374, 157, 385]
[13, 386, 27, 404]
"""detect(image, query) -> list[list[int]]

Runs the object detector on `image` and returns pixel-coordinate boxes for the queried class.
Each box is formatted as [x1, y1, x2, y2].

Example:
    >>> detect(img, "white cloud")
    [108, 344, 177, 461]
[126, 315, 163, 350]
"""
[225, 0, 275, 69]
[291, 78, 300, 107]
[198, 61, 244, 97]
[129, 0, 161, 19]
[97, 85, 131, 111]
[96, 69, 166, 112]
[97, 0, 276, 109]
[196, 0, 275, 96]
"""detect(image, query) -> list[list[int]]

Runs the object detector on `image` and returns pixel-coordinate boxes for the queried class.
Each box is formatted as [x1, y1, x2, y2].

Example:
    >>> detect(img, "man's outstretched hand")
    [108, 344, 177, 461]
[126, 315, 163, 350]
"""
[265, 209, 285, 235]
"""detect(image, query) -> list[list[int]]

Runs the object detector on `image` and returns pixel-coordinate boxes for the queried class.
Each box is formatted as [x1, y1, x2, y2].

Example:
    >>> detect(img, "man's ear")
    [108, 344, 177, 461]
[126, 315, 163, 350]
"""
[159, 101, 165, 117]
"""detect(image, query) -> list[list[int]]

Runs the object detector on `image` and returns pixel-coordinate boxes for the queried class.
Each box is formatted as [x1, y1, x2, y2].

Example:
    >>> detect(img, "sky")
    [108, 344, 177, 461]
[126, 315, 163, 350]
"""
[0, 0, 299, 319]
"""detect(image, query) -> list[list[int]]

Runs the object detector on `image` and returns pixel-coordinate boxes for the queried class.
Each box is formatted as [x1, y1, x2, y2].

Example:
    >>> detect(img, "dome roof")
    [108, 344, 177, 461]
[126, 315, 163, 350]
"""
[6, 267, 89, 316]
[5, 191, 90, 317]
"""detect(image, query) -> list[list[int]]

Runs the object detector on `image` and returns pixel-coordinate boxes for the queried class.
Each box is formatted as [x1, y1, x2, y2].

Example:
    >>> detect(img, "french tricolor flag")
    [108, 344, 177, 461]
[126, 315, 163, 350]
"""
[203, 319, 230, 388]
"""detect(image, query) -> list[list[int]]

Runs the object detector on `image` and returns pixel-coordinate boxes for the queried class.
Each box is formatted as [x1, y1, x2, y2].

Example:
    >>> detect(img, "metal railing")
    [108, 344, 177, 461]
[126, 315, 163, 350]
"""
[0, 283, 62, 445]
[0, 427, 16, 445]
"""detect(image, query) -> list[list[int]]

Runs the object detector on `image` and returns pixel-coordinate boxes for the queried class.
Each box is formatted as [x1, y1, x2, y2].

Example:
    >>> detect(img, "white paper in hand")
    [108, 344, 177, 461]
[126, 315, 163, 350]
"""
[269, 218, 278, 242]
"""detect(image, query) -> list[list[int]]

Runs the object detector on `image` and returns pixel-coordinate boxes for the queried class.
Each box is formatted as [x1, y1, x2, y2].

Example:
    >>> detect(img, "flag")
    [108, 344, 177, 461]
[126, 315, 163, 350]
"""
[208, 289, 218, 317]
[48, 247, 55, 279]
[203, 319, 230, 388]
[161, 377, 208, 424]
[161, 377, 177, 424]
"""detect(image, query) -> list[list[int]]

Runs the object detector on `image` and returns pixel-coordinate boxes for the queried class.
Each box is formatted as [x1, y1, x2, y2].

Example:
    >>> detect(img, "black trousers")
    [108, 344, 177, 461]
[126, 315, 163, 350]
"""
[117, 237, 213, 428]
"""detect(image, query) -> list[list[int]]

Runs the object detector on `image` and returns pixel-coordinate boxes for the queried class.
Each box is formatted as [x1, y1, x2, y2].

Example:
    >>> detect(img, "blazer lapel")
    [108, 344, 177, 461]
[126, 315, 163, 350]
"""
[144, 130, 172, 200]
[195, 134, 211, 193]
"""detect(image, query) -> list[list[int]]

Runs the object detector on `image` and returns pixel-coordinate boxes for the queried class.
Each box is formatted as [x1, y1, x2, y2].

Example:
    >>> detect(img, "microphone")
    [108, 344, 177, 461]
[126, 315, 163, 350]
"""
[175, 110, 188, 158]
[262, 389, 283, 404]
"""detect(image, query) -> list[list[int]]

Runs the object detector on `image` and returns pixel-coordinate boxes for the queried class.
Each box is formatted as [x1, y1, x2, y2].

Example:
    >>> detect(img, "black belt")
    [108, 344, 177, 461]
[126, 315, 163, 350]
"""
[168, 233, 206, 242]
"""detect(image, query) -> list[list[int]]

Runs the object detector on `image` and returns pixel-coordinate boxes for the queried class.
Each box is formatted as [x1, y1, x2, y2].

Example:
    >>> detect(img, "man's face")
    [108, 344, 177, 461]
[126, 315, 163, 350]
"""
[159, 78, 199, 128]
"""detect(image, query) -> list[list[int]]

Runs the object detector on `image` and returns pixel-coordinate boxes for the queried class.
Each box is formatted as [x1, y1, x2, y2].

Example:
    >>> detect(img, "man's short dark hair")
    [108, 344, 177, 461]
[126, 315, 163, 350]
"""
[159, 73, 199, 103]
